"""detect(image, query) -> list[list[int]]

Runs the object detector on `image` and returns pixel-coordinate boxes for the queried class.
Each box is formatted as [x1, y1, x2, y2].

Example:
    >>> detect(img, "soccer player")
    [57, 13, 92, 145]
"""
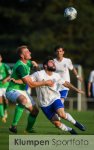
[5, 45, 53, 133]
[88, 70, 94, 98]
[54, 45, 83, 102]
[0, 54, 11, 123]
[29, 56, 85, 134]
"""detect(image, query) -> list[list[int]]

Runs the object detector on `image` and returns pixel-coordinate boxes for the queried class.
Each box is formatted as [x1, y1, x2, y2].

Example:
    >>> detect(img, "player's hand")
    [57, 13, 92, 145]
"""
[78, 89, 85, 95]
[88, 91, 91, 97]
[45, 80, 54, 87]
[10, 78, 16, 83]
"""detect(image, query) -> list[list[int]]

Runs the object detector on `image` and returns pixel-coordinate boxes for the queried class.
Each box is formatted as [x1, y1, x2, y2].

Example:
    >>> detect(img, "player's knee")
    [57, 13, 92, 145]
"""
[0, 96, 3, 103]
[17, 95, 27, 106]
[52, 120, 61, 128]
[59, 112, 66, 119]
[31, 107, 39, 116]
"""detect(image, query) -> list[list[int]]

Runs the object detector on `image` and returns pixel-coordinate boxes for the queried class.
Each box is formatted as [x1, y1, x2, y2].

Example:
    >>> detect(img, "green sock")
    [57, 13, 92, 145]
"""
[26, 113, 37, 131]
[3, 103, 8, 113]
[12, 104, 24, 126]
[0, 104, 4, 117]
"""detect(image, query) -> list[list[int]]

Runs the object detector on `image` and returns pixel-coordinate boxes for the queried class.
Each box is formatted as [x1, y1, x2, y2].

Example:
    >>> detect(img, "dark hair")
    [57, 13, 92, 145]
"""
[43, 56, 54, 69]
[16, 45, 28, 58]
[54, 45, 64, 52]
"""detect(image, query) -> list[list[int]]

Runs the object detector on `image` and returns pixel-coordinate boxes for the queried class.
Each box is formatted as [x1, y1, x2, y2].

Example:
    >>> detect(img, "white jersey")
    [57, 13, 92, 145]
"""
[89, 70, 94, 83]
[54, 57, 73, 90]
[30, 70, 65, 107]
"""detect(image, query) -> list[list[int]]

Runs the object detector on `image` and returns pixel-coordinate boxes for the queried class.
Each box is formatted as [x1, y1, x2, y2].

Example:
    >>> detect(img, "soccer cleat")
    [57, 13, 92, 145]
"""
[25, 128, 36, 133]
[9, 125, 17, 134]
[75, 121, 86, 131]
[69, 129, 77, 135]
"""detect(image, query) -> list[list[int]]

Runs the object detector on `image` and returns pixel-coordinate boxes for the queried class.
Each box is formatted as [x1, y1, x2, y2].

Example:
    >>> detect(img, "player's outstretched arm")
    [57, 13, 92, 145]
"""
[22, 76, 54, 88]
[2, 76, 11, 83]
[10, 78, 23, 84]
[63, 81, 85, 94]
[10, 76, 54, 88]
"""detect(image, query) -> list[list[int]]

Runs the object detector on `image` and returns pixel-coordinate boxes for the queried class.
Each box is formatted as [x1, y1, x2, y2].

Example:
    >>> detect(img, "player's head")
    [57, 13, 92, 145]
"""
[0, 54, 2, 62]
[16, 45, 31, 60]
[43, 56, 56, 72]
[54, 45, 64, 57]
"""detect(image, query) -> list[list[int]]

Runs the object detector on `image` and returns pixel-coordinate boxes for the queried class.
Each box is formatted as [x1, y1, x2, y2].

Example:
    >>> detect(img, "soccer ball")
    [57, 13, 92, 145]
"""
[64, 7, 77, 20]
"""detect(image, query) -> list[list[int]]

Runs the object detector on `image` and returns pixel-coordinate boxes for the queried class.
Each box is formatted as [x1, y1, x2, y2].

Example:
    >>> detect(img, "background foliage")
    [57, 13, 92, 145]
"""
[0, 0, 94, 80]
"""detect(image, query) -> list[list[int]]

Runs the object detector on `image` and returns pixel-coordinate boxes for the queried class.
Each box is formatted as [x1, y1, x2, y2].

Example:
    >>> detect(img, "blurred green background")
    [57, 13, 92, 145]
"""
[0, 0, 94, 81]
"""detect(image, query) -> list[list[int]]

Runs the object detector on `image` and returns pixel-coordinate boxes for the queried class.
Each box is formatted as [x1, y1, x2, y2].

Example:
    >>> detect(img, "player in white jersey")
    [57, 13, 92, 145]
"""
[88, 70, 94, 97]
[54, 45, 83, 102]
[30, 56, 86, 134]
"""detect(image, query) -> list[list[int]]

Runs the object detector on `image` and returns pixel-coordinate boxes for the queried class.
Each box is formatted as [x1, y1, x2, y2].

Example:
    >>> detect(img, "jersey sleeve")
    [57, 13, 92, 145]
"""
[4, 64, 12, 75]
[16, 65, 29, 78]
[68, 59, 74, 70]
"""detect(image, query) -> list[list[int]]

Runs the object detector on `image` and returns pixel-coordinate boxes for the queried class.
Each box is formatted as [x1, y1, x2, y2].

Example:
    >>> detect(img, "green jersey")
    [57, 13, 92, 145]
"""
[0, 63, 11, 88]
[6, 60, 33, 91]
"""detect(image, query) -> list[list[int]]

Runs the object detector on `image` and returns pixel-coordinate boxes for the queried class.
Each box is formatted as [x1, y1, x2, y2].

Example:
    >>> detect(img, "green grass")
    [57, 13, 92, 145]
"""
[0, 105, 94, 150]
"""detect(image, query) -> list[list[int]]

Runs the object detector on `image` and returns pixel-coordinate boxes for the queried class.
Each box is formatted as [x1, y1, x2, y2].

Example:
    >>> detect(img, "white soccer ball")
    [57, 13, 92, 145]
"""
[64, 7, 77, 20]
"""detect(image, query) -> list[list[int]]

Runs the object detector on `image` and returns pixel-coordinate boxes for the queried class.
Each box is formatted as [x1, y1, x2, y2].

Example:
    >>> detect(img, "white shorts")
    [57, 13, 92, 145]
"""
[6, 89, 35, 108]
[0, 88, 6, 98]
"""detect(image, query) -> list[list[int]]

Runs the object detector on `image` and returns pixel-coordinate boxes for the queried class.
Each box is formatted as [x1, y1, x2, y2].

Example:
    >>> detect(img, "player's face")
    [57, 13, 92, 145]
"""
[56, 48, 64, 57]
[21, 48, 31, 60]
[47, 60, 56, 72]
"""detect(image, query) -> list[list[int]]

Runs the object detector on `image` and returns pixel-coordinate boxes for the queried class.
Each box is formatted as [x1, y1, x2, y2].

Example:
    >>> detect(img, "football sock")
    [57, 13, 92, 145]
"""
[3, 103, 8, 112]
[26, 113, 37, 131]
[59, 123, 72, 131]
[0, 104, 4, 117]
[65, 113, 76, 124]
[12, 104, 24, 126]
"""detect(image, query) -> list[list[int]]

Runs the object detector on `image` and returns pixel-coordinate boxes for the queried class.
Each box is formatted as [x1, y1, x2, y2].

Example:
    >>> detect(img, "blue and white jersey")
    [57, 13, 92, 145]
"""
[54, 57, 73, 90]
[30, 70, 65, 107]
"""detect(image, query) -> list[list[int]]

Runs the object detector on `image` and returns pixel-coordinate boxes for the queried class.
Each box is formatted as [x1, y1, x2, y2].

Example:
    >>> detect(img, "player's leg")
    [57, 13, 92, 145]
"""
[25, 104, 39, 132]
[92, 83, 94, 97]
[41, 102, 77, 135]
[51, 114, 77, 134]
[25, 93, 39, 132]
[55, 90, 68, 121]
[0, 96, 5, 121]
[6, 90, 38, 133]
[3, 96, 8, 121]
[55, 100, 86, 131]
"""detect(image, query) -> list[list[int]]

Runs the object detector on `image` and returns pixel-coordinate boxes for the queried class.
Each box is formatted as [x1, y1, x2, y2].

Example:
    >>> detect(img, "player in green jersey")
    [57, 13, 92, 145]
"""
[0, 54, 11, 123]
[6, 45, 53, 133]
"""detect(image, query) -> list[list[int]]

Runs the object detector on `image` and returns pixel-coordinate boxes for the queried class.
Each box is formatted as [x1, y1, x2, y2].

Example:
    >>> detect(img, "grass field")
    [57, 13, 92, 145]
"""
[0, 105, 94, 150]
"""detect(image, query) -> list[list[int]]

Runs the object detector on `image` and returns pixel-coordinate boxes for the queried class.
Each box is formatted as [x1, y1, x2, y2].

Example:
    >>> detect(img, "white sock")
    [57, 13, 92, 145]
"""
[55, 114, 61, 121]
[59, 123, 72, 131]
[65, 113, 76, 124]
